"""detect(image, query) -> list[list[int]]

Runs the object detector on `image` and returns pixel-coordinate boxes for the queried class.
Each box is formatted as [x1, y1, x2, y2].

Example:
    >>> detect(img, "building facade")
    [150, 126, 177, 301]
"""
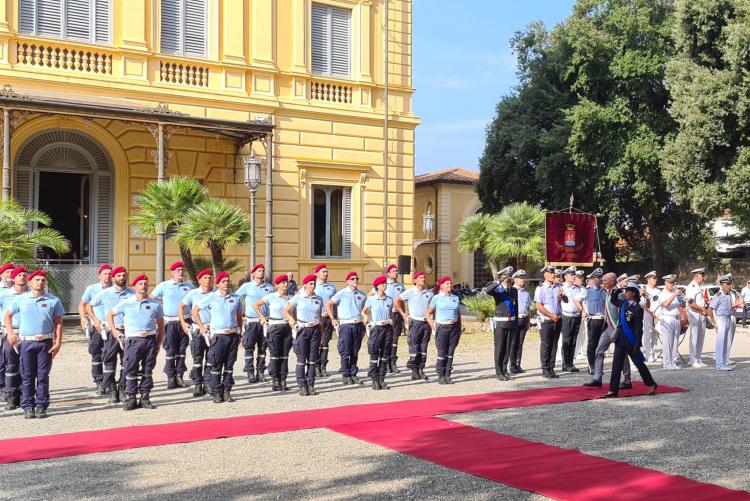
[0, 0, 417, 310]
[413, 167, 488, 288]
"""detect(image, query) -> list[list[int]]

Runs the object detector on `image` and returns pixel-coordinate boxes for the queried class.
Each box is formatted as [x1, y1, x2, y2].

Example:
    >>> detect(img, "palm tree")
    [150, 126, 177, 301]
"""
[174, 198, 251, 272]
[0, 199, 70, 262]
[457, 213, 498, 275]
[485, 202, 545, 270]
[129, 177, 207, 282]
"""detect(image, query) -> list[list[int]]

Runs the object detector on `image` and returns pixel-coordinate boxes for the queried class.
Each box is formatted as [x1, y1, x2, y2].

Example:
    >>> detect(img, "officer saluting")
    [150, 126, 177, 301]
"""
[193, 271, 243, 403]
[395, 270, 434, 381]
[236, 264, 274, 383]
[363, 276, 394, 390]
[685, 268, 708, 368]
[180, 269, 214, 397]
[284, 274, 323, 396]
[483, 266, 517, 381]
[4, 270, 63, 419]
[327, 272, 367, 386]
[535, 266, 563, 378]
[509, 269, 530, 373]
[708, 273, 743, 371]
[559, 266, 583, 373]
[1, 266, 29, 410]
[151, 261, 194, 389]
[78, 264, 113, 392]
[427, 276, 462, 384]
[108, 274, 165, 411]
[313, 264, 337, 377]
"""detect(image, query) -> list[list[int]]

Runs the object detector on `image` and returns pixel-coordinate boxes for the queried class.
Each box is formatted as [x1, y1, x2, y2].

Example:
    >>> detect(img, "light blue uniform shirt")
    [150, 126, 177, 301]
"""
[236, 281, 275, 318]
[151, 280, 194, 317]
[91, 287, 134, 327]
[110, 296, 164, 336]
[364, 294, 393, 322]
[183, 287, 214, 324]
[561, 283, 582, 314]
[314, 282, 337, 310]
[262, 292, 291, 320]
[514, 287, 531, 316]
[81, 282, 111, 320]
[0, 287, 30, 329]
[371, 281, 405, 312]
[710, 290, 736, 316]
[428, 292, 460, 322]
[197, 291, 242, 330]
[331, 287, 367, 321]
[399, 287, 433, 318]
[534, 282, 561, 320]
[742, 286, 750, 304]
[581, 286, 607, 316]
[290, 292, 323, 323]
[9, 292, 64, 336]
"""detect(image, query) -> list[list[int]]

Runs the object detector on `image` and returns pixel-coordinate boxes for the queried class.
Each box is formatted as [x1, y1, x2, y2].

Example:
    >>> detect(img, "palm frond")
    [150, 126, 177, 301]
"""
[129, 177, 207, 236]
[174, 198, 251, 252]
[456, 213, 492, 253]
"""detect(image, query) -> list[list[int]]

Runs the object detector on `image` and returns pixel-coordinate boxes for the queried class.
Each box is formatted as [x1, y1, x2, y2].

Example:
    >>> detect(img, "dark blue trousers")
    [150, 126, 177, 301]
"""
[189, 329, 210, 383]
[87, 325, 104, 383]
[241, 321, 266, 373]
[293, 326, 320, 386]
[3, 337, 20, 397]
[387, 311, 405, 363]
[101, 331, 124, 390]
[367, 325, 390, 379]
[318, 317, 334, 368]
[162, 321, 188, 377]
[337, 323, 364, 377]
[0, 333, 5, 391]
[20, 339, 53, 410]
[407, 319, 432, 370]
[435, 323, 461, 376]
[207, 333, 239, 393]
[267, 324, 292, 379]
[122, 336, 157, 396]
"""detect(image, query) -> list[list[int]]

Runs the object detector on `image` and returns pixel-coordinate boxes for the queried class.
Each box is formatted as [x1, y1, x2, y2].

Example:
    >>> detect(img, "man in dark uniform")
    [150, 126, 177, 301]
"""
[484, 266, 518, 381]
[1, 266, 29, 410]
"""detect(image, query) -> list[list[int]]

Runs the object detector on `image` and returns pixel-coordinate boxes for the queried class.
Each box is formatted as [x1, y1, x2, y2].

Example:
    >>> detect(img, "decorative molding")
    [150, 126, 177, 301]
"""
[137, 102, 189, 117]
[0, 84, 30, 100]
[300, 168, 307, 188]
[297, 160, 371, 174]
[359, 172, 367, 191]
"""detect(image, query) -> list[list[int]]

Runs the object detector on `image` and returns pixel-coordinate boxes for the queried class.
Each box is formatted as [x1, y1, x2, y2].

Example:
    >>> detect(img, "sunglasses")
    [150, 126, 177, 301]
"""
[349, 277, 359, 281]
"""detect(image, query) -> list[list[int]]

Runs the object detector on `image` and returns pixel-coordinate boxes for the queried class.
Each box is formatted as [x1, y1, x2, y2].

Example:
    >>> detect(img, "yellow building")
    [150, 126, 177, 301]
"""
[0, 0, 417, 310]
[413, 167, 490, 288]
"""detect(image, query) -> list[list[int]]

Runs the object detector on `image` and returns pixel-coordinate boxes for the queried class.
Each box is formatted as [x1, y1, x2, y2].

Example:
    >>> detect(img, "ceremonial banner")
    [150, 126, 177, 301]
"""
[545, 212, 596, 266]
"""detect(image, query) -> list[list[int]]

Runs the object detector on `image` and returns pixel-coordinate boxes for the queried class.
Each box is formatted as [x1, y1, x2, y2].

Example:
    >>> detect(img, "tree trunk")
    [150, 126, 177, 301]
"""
[179, 245, 198, 284]
[646, 219, 665, 272]
[209, 242, 224, 273]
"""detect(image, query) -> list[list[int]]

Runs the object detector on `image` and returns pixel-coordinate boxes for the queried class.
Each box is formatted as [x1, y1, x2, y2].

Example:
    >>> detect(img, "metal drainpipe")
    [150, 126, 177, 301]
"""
[265, 132, 274, 281]
[383, 0, 390, 270]
[432, 183, 438, 280]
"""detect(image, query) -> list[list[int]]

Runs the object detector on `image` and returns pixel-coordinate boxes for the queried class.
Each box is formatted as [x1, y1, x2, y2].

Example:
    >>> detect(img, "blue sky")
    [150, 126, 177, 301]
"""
[413, 0, 576, 174]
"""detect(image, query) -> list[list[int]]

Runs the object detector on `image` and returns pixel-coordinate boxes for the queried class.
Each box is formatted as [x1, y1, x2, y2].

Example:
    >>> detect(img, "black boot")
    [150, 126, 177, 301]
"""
[444, 374, 454, 384]
[167, 377, 177, 389]
[419, 368, 429, 381]
[175, 375, 187, 388]
[321, 363, 329, 377]
[438, 375, 446, 385]
[308, 384, 318, 396]
[201, 382, 209, 395]
[97, 381, 107, 395]
[342, 376, 352, 385]
[272, 378, 281, 391]
[372, 378, 381, 390]
[257, 369, 267, 382]
[299, 385, 309, 396]
[36, 407, 47, 419]
[509, 364, 521, 374]
[213, 392, 224, 403]
[411, 368, 419, 380]
[391, 361, 400, 374]
[542, 370, 551, 379]
[280, 378, 289, 391]
[247, 371, 258, 384]
[193, 383, 202, 397]
[223, 388, 235, 402]
[379, 377, 389, 390]
[5, 394, 18, 411]
[549, 369, 560, 379]
[108, 384, 120, 404]
[24, 407, 36, 419]
[387, 360, 394, 373]
[124, 395, 138, 411]
[350, 375, 362, 385]
[139, 394, 156, 409]
[315, 362, 322, 377]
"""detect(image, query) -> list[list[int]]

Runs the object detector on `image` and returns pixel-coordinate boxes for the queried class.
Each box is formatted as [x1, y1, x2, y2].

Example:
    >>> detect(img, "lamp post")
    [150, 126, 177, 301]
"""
[244, 152, 262, 265]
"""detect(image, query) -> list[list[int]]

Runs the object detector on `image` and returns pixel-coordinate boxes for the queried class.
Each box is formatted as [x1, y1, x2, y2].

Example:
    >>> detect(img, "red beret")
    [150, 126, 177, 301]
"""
[215, 271, 230, 283]
[437, 275, 452, 287]
[111, 266, 127, 276]
[412, 271, 425, 280]
[302, 274, 316, 285]
[27, 270, 46, 280]
[98, 264, 112, 274]
[0, 263, 14, 274]
[373, 275, 387, 288]
[386, 264, 398, 273]
[251, 263, 265, 273]
[197, 268, 213, 279]
[345, 271, 358, 281]
[169, 261, 184, 271]
[131, 274, 148, 286]
[313, 263, 327, 273]
[10, 266, 27, 279]
[274, 274, 289, 285]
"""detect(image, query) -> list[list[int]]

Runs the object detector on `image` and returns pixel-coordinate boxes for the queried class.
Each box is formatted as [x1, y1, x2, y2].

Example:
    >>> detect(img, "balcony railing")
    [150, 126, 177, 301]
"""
[310, 78, 353, 104]
[16, 41, 113, 75]
[159, 60, 209, 87]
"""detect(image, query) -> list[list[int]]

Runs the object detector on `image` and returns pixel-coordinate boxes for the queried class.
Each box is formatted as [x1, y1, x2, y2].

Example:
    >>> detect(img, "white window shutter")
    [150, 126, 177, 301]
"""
[184, 0, 206, 57]
[343, 187, 352, 258]
[311, 4, 330, 75]
[19, 0, 36, 34]
[95, 173, 113, 262]
[94, 0, 111, 44]
[66, 0, 91, 41]
[37, 0, 63, 38]
[161, 0, 182, 54]
[330, 7, 350, 77]
[14, 169, 34, 211]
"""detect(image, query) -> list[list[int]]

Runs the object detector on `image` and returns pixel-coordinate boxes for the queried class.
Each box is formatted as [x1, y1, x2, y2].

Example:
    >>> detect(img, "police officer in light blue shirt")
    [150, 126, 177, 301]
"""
[427, 276, 461, 384]
[509, 269, 530, 374]
[580, 268, 607, 374]
[372, 264, 406, 373]
[559, 266, 583, 373]
[254, 274, 293, 391]
[395, 271, 434, 381]
[327, 271, 367, 385]
[285, 274, 323, 396]
[1, 266, 29, 411]
[109, 274, 164, 411]
[180, 269, 214, 397]
[79, 264, 112, 391]
[0, 262, 14, 288]
[88, 266, 133, 404]
[151, 261, 194, 388]
[236, 263, 275, 383]
[709, 273, 744, 370]
[534, 266, 564, 379]
[363, 275, 394, 390]
[5, 270, 63, 419]
[313, 264, 337, 377]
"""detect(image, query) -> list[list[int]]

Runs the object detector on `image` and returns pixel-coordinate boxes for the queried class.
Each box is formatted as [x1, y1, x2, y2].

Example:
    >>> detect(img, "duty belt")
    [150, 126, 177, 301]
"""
[297, 321, 320, 328]
[562, 312, 581, 317]
[244, 317, 262, 323]
[588, 315, 605, 320]
[211, 328, 238, 335]
[125, 331, 156, 338]
[163, 316, 180, 322]
[410, 316, 426, 322]
[20, 332, 54, 342]
[339, 318, 363, 325]
[518, 314, 528, 319]
[436, 320, 457, 325]
[493, 316, 515, 322]
[267, 319, 287, 326]
[371, 319, 393, 326]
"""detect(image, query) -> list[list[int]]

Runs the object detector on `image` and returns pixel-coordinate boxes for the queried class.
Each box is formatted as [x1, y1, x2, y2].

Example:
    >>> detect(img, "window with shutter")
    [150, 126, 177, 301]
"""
[94, 0, 111, 44]
[95, 173, 113, 262]
[311, 4, 351, 78]
[66, 0, 91, 41]
[160, 0, 207, 58]
[19, 0, 36, 34]
[37, 0, 62, 38]
[311, 185, 352, 259]
[18, 0, 111, 44]
[14, 169, 35, 211]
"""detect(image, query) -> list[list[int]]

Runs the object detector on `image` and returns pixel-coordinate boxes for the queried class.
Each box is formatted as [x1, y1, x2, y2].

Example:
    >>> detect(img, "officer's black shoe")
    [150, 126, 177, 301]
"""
[193, 383, 202, 397]
[315, 362, 322, 377]
[600, 391, 618, 399]
[549, 370, 560, 379]
[419, 369, 429, 381]
[509, 365, 521, 374]
[247, 371, 258, 384]
[583, 379, 603, 387]
[379, 378, 389, 390]
[619, 381, 633, 390]
[24, 407, 35, 419]
[437, 375, 446, 385]
[257, 370, 267, 383]
[212, 392, 224, 404]
[280, 379, 289, 391]
[342, 376, 352, 386]
[223, 389, 235, 402]
[139, 394, 156, 409]
[299, 385, 309, 396]
[372, 378, 381, 390]
[392, 362, 400, 374]
[541, 370, 551, 379]
[167, 377, 178, 389]
[444, 374, 454, 385]
[570, 366, 580, 373]
[108, 385, 120, 404]
[411, 368, 419, 380]
[308, 385, 318, 396]
[201, 383, 209, 395]
[386, 360, 394, 374]
[272, 378, 281, 391]
[124, 396, 138, 411]
[36, 407, 47, 419]
[497, 374, 509, 381]
[321, 364, 329, 377]
[350, 375, 362, 385]
[6, 394, 18, 411]
[97, 382, 107, 395]
[517, 366, 526, 373]
[175, 375, 187, 388]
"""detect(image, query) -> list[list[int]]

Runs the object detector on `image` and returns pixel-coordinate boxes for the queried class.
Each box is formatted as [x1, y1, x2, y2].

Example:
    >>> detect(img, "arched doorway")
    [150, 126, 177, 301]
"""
[14, 129, 113, 264]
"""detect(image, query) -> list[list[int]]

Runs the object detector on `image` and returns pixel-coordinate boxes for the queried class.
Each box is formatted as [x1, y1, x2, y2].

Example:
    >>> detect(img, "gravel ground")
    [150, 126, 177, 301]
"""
[0, 322, 747, 499]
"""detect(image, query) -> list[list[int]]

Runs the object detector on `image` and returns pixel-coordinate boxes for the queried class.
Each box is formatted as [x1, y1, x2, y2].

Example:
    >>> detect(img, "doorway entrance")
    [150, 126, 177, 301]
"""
[36, 171, 91, 262]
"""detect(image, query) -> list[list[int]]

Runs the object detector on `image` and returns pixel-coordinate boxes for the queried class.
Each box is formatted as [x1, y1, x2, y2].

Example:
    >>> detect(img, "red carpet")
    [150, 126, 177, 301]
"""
[0, 383, 681, 464]
[331, 416, 750, 501]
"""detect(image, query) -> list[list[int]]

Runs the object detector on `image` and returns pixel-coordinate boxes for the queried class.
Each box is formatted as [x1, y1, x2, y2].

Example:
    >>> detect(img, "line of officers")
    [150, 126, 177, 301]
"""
[0, 260, 466, 418]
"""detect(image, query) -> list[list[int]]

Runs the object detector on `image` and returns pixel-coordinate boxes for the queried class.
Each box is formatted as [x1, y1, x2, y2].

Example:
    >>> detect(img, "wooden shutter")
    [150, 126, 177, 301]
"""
[184, 0, 206, 57]
[94, 0, 111, 44]
[343, 187, 352, 258]
[14, 169, 34, 211]
[311, 4, 330, 75]
[160, 0, 182, 54]
[66, 0, 91, 41]
[19, 0, 36, 34]
[37, 0, 63, 38]
[330, 7, 350, 77]
[95, 173, 112, 262]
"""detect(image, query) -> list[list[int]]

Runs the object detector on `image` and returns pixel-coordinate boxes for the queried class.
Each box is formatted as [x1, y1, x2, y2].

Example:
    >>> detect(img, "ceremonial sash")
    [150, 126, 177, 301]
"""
[498, 285, 517, 318]
[605, 293, 619, 331]
[619, 304, 645, 364]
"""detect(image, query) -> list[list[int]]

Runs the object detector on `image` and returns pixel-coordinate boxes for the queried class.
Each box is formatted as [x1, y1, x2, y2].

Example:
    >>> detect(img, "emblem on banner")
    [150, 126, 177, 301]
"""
[564, 224, 576, 247]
